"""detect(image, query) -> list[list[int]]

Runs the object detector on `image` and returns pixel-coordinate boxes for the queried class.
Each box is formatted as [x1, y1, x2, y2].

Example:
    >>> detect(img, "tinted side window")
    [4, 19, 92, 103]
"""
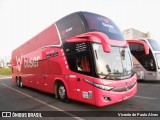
[63, 42, 92, 76]
[82, 12, 124, 41]
[76, 53, 90, 73]
[56, 13, 85, 41]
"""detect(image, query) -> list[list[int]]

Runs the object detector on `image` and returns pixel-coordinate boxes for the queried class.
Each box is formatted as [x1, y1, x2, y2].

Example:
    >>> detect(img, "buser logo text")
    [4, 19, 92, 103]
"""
[16, 55, 40, 71]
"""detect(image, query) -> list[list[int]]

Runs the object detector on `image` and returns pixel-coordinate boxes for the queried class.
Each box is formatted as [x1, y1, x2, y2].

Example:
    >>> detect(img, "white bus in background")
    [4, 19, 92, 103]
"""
[127, 38, 160, 81]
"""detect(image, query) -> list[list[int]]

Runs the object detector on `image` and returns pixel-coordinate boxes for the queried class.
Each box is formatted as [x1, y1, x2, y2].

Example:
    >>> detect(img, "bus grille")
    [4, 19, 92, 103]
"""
[112, 82, 136, 92]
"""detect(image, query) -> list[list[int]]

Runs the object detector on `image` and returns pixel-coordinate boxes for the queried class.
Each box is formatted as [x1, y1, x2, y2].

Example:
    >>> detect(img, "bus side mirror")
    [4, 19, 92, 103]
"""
[78, 32, 111, 53]
[103, 44, 111, 52]
[87, 32, 128, 53]
[66, 32, 111, 53]
[127, 40, 149, 55]
[100, 38, 111, 53]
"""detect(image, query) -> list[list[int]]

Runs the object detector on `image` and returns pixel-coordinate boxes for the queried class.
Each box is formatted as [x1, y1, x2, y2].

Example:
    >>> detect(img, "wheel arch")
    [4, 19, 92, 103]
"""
[54, 78, 70, 99]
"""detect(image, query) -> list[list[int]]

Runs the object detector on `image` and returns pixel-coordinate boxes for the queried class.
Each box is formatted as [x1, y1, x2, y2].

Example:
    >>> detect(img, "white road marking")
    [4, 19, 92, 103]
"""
[1, 83, 84, 120]
[134, 95, 157, 100]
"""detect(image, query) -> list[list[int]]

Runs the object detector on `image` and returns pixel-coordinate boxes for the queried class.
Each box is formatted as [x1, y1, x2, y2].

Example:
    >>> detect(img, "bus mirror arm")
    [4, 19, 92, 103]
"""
[92, 33, 111, 53]
[66, 32, 111, 52]
[126, 40, 149, 55]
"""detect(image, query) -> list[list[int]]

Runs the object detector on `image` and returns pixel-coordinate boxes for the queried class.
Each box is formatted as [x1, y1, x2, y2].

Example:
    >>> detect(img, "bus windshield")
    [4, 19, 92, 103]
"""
[92, 43, 133, 80]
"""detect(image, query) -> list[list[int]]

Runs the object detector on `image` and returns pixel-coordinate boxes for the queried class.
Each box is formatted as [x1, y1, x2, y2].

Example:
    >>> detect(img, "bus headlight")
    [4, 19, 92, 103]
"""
[84, 79, 114, 91]
[94, 83, 114, 91]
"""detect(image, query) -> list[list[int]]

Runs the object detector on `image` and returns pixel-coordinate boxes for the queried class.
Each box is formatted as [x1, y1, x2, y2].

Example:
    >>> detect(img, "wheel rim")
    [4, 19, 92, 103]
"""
[17, 80, 19, 86]
[20, 80, 22, 87]
[58, 85, 66, 99]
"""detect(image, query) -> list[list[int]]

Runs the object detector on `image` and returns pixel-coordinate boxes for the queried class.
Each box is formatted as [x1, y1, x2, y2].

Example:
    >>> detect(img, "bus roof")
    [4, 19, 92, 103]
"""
[56, 11, 124, 42]
[134, 38, 160, 51]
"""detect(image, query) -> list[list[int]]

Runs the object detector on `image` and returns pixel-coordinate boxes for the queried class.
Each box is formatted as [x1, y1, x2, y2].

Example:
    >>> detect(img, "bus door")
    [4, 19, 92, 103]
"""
[68, 52, 95, 104]
[65, 42, 95, 104]
[127, 40, 156, 80]
[75, 53, 95, 104]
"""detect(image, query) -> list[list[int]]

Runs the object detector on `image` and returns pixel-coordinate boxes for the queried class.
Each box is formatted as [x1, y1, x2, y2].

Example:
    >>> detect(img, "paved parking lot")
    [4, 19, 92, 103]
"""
[0, 77, 160, 120]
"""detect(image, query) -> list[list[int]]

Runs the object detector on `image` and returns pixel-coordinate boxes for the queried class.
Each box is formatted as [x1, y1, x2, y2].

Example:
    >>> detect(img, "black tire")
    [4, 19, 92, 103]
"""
[19, 79, 23, 88]
[57, 82, 69, 102]
[16, 79, 20, 87]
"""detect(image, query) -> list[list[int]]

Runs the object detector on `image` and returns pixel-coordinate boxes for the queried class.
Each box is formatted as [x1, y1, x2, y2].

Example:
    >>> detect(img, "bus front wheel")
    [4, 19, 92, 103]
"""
[57, 82, 69, 102]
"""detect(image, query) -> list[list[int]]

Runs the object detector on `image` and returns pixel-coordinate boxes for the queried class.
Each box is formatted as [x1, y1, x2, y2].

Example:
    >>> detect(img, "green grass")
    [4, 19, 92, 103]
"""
[0, 68, 12, 75]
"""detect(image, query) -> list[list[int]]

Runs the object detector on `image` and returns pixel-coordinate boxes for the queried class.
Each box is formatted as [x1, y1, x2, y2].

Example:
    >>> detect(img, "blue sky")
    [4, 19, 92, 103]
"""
[0, 0, 160, 58]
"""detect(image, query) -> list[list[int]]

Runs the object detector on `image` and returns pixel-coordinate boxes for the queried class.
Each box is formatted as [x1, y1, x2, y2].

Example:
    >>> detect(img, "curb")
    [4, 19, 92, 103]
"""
[0, 75, 12, 79]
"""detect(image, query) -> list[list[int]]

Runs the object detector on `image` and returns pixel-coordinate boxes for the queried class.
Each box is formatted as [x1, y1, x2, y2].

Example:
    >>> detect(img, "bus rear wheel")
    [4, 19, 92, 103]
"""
[57, 82, 69, 102]
[19, 79, 23, 88]
[16, 79, 20, 87]
[16, 77, 23, 88]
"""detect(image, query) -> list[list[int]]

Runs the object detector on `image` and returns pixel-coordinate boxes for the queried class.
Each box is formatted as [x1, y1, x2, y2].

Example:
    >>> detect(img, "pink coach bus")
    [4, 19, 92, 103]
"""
[11, 12, 147, 107]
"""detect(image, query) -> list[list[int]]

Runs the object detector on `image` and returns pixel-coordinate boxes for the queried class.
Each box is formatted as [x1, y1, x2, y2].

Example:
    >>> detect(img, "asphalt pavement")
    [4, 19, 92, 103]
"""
[0, 77, 160, 120]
